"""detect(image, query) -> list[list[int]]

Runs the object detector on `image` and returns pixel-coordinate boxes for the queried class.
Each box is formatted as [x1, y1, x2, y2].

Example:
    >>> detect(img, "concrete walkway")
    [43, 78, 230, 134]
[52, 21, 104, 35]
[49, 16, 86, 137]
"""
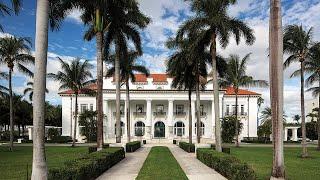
[96, 145, 151, 180]
[168, 145, 226, 180]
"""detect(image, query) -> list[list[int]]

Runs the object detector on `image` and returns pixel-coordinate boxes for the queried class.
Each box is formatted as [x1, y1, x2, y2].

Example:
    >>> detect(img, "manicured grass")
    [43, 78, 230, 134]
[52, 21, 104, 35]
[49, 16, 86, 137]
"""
[0, 146, 87, 179]
[136, 146, 188, 180]
[231, 147, 320, 180]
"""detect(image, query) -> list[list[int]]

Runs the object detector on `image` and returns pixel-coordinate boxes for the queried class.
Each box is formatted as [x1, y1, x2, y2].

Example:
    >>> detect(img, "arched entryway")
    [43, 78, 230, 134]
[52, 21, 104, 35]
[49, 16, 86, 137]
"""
[154, 121, 165, 138]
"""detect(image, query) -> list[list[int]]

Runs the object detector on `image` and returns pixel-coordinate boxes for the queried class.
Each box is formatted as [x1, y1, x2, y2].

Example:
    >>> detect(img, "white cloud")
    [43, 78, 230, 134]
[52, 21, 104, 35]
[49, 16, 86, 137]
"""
[66, 8, 82, 24]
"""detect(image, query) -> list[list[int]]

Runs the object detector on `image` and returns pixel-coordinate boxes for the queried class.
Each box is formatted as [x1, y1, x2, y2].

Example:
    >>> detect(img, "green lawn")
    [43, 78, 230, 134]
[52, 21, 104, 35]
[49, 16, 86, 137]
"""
[231, 147, 320, 180]
[0, 146, 88, 179]
[136, 146, 188, 180]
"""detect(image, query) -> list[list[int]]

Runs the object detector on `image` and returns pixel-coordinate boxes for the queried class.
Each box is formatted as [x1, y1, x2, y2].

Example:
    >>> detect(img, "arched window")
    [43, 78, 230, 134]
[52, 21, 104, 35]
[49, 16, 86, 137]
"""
[134, 121, 145, 136]
[194, 122, 205, 136]
[114, 121, 125, 135]
[174, 121, 185, 136]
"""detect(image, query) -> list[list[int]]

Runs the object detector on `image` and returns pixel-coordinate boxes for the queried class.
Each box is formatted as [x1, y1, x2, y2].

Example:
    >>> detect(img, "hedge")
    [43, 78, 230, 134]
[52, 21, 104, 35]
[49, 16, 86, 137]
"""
[46, 136, 73, 143]
[126, 141, 141, 152]
[49, 147, 125, 180]
[179, 142, 195, 153]
[210, 144, 231, 154]
[197, 148, 256, 180]
[88, 144, 110, 153]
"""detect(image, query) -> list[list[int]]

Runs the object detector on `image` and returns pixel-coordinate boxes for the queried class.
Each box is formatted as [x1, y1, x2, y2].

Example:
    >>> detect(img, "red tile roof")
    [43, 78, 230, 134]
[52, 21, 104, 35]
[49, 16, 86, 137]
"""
[224, 86, 260, 96]
[59, 74, 260, 96]
[58, 84, 97, 95]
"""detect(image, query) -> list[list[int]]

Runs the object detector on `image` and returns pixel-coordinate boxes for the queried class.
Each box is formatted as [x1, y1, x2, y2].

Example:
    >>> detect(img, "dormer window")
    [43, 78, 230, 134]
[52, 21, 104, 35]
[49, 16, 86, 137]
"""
[157, 87, 162, 90]
[137, 86, 143, 90]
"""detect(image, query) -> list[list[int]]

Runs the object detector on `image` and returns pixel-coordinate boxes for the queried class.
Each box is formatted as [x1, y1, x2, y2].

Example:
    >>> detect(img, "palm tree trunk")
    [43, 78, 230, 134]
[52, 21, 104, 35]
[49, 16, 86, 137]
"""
[126, 79, 131, 142]
[235, 90, 239, 147]
[32, 0, 49, 178]
[9, 68, 13, 151]
[96, 30, 104, 150]
[317, 79, 320, 151]
[72, 94, 78, 147]
[300, 61, 308, 157]
[211, 33, 222, 152]
[196, 65, 201, 144]
[115, 44, 121, 143]
[269, 0, 285, 177]
[188, 89, 192, 144]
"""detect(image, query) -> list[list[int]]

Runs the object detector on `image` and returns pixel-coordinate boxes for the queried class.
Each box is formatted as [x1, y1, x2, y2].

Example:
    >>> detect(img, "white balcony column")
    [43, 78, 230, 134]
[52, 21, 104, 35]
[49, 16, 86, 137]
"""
[124, 100, 128, 138]
[292, 128, 298, 141]
[284, 128, 288, 141]
[104, 100, 109, 140]
[191, 100, 196, 136]
[146, 99, 152, 138]
[168, 99, 174, 137]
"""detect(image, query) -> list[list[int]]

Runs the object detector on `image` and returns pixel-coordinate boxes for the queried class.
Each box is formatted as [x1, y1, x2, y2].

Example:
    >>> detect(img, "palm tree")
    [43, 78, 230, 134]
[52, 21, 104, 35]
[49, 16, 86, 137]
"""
[257, 97, 264, 126]
[23, 81, 49, 102]
[0, 0, 21, 31]
[32, 0, 70, 178]
[302, 44, 320, 150]
[48, 58, 95, 147]
[293, 115, 301, 124]
[222, 53, 268, 147]
[104, 2, 150, 143]
[260, 107, 287, 125]
[106, 51, 150, 142]
[0, 72, 8, 97]
[177, 0, 255, 151]
[0, 36, 34, 151]
[269, 0, 285, 177]
[283, 25, 318, 157]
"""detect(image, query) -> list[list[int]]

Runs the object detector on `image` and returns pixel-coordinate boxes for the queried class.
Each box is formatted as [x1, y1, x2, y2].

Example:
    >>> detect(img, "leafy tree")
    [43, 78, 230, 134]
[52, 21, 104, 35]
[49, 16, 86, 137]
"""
[23, 81, 49, 102]
[0, 36, 34, 151]
[257, 123, 272, 143]
[45, 103, 62, 127]
[283, 24, 318, 157]
[260, 107, 287, 125]
[79, 110, 97, 142]
[221, 53, 268, 147]
[306, 121, 317, 140]
[177, 0, 255, 151]
[221, 116, 243, 143]
[48, 58, 95, 147]
[106, 51, 149, 142]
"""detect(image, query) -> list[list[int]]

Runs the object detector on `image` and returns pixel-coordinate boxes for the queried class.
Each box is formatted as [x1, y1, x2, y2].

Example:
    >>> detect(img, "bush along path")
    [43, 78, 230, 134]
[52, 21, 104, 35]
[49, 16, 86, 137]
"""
[168, 144, 226, 180]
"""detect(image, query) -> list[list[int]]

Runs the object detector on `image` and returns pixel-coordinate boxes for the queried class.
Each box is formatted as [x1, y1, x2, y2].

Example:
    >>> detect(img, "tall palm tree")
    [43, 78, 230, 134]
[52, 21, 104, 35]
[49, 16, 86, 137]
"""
[32, 0, 70, 178]
[48, 58, 95, 147]
[257, 97, 264, 126]
[0, 0, 21, 31]
[222, 53, 268, 147]
[302, 44, 320, 150]
[260, 107, 287, 125]
[293, 114, 301, 124]
[0, 72, 8, 97]
[0, 36, 34, 151]
[106, 51, 149, 142]
[269, 0, 285, 177]
[23, 81, 49, 102]
[104, 2, 149, 143]
[177, 0, 255, 151]
[283, 24, 317, 157]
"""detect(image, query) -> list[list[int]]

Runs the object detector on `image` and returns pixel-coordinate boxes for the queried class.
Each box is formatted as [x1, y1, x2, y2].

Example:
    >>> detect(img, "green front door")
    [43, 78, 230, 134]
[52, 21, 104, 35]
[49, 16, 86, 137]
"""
[154, 122, 165, 138]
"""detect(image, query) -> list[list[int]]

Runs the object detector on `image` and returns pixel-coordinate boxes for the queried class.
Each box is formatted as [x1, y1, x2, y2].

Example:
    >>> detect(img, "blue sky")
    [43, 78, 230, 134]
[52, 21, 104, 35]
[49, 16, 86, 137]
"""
[0, 0, 319, 118]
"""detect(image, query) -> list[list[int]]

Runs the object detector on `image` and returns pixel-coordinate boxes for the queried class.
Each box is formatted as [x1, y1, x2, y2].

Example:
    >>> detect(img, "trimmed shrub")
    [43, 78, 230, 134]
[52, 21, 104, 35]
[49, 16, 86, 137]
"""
[47, 136, 72, 143]
[210, 144, 231, 154]
[88, 144, 110, 153]
[197, 148, 256, 180]
[48, 128, 60, 140]
[126, 141, 141, 152]
[49, 147, 125, 180]
[173, 139, 176, 144]
[179, 142, 195, 153]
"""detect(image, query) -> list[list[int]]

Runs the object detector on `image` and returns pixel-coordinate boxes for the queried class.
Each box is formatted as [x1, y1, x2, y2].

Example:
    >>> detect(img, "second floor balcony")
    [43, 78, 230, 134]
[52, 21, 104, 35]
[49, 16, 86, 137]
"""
[153, 111, 167, 116]
[133, 112, 146, 116]
[225, 112, 248, 116]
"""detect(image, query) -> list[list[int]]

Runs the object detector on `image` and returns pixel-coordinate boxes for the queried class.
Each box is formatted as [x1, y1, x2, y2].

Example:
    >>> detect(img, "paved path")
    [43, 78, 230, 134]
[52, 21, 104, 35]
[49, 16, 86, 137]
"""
[168, 145, 226, 180]
[96, 145, 151, 180]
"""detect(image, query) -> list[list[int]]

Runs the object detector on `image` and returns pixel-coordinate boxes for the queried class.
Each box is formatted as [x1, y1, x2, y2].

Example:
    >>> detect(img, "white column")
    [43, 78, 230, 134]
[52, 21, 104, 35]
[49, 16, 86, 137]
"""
[284, 128, 288, 141]
[168, 100, 174, 138]
[104, 100, 109, 141]
[146, 99, 152, 138]
[191, 100, 196, 136]
[292, 128, 298, 141]
[124, 100, 128, 138]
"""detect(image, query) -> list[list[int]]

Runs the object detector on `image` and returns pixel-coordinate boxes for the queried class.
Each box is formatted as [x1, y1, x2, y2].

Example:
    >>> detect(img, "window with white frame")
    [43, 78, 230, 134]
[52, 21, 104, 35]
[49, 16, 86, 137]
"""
[80, 104, 88, 113]
[241, 105, 244, 115]
[136, 104, 144, 113]
[120, 104, 125, 115]
[114, 121, 125, 135]
[90, 104, 93, 111]
[226, 105, 230, 115]
[194, 122, 205, 136]
[232, 105, 236, 115]
[174, 121, 185, 136]
[176, 104, 184, 114]
[156, 105, 164, 113]
[134, 121, 145, 136]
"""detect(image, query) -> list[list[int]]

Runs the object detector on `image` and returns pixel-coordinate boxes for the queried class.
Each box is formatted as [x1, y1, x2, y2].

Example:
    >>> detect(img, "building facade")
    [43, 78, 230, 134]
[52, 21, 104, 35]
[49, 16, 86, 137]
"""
[59, 74, 261, 143]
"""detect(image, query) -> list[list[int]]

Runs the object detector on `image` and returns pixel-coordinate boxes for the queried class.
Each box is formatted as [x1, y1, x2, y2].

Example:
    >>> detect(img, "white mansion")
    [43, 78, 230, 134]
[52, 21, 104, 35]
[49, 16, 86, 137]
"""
[59, 74, 261, 143]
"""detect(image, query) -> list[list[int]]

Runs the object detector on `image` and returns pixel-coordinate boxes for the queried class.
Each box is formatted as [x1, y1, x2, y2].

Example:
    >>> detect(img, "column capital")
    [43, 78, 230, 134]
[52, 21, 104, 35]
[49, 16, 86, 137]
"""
[168, 99, 174, 103]
[146, 99, 152, 103]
